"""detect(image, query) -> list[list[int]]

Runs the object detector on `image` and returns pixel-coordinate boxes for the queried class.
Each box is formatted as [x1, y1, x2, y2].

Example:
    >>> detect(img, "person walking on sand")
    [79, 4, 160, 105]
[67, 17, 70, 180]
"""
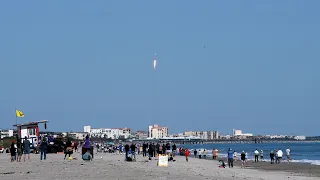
[270, 150, 275, 164]
[286, 147, 291, 164]
[10, 140, 16, 162]
[240, 151, 246, 168]
[185, 149, 190, 162]
[40, 137, 48, 160]
[254, 149, 259, 162]
[227, 148, 234, 168]
[22, 136, 31, 162]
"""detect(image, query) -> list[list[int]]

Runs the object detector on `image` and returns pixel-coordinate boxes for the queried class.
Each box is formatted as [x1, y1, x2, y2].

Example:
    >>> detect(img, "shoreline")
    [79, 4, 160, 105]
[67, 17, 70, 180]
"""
[214, 157, 320, 177]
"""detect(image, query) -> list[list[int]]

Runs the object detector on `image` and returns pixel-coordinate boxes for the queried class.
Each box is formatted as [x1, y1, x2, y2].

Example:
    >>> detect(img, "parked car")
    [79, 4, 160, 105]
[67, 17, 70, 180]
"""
[0, 146, 4, 153]
[47, 139, 65, 153]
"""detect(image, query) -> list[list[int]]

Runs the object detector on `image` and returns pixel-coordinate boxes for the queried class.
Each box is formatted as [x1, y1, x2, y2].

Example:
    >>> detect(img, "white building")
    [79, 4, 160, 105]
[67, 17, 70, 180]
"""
[233, 129, 253, 137]
[69, 132, 87, 140]
[148, 124, 168, 139]
[83, 125, 131, 139]
[0, 129, 14, 139]
[294, 136, 306, 140]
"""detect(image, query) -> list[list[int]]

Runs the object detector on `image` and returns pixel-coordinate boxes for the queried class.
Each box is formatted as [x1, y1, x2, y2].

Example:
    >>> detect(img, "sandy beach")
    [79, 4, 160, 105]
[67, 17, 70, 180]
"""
[0, 152, 319, 180]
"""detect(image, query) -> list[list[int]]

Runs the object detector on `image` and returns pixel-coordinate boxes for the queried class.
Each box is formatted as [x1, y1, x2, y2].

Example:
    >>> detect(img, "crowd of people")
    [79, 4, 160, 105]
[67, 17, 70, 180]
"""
[6, 135, 292, 169]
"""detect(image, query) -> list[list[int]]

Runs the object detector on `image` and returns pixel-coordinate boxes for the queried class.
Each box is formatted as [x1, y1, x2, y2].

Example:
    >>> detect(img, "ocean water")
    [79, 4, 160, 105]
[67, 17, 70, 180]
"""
[182, 142, 320, 165]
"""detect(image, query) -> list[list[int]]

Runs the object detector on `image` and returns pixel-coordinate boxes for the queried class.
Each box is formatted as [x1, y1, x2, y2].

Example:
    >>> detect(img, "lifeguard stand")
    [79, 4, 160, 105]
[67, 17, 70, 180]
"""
[13, 120, 48, 152]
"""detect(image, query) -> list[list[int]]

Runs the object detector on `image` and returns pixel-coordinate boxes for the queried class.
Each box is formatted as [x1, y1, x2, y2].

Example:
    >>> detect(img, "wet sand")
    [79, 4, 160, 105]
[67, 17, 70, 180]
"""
[0, 152, 319, 180]
[215, 157, 320, 177]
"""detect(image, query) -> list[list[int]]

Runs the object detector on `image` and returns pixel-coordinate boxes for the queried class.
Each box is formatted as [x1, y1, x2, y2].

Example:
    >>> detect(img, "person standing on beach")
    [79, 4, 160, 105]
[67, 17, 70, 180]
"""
[124, 144, 130, 159]
[142, 143, 147, 157]
[240, 151, 246, 168]
[227, 148, 234, 168]
[185, 149, 190, 162]
[275, 150, 279, 164]
[194, 149, 198, 158]
[10, 140, 16, 162]
[260, 150, 264, 161]
[22, 136, 31, 162]
[270, 150, 275, 164]
[254, 149, 259, 162]
[214, 149, 219, 160]
[277, 149, 283, 164]
[130, 143, 136, 161]
[233, 151, 237, 161]
[17, 138, 22, 162]
[286, 147, 291, 164]
[203, 149, 207, 159]
[40, 137, 48, 160]
[172, 144, 177, 157]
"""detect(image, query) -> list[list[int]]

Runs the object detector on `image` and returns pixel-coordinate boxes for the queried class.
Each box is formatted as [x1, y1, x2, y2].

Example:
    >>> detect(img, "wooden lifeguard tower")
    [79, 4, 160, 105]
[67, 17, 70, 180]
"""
[13, 120, 48, 152]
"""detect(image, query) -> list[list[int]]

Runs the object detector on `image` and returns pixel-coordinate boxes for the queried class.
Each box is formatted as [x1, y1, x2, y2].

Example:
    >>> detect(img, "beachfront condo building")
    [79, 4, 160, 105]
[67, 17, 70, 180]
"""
[83, 125, 131, 139]
[148, 124, 168, 139]
[183, 130, 219, 140]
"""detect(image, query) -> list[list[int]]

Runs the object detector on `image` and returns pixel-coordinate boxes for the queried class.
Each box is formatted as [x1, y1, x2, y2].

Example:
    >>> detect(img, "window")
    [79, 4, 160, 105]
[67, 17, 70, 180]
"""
[28, 128, 36, 136]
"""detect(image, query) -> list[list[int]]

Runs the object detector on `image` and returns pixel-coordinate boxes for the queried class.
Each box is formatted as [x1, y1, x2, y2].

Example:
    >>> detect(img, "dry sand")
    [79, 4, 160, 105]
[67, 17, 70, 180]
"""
[0, 152, 319, 180]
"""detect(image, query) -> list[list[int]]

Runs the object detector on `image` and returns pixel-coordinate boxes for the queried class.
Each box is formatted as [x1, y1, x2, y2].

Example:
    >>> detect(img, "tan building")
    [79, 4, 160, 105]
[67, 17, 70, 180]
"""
[148, 124, 168, 139]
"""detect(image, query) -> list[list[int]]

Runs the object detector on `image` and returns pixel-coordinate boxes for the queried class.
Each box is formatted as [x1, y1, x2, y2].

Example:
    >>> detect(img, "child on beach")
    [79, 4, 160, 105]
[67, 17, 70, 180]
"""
[185, 149, 190, 162]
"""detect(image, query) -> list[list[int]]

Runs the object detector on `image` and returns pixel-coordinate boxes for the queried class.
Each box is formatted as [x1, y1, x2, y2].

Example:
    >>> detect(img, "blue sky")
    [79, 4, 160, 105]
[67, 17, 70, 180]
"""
[0, 1, 319, 135]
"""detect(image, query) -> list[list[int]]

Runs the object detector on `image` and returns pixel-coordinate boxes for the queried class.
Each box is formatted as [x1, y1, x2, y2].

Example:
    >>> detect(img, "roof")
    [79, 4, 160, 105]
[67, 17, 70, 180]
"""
[13, 120, 49, 127]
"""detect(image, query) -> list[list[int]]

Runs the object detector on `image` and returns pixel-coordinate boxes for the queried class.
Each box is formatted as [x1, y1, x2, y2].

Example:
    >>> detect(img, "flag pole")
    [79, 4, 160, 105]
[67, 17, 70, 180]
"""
[15, 108, 17, 126]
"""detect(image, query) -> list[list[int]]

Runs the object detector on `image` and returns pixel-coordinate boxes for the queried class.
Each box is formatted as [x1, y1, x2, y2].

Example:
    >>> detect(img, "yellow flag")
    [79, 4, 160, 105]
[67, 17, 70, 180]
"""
[16, 109, 24, 117]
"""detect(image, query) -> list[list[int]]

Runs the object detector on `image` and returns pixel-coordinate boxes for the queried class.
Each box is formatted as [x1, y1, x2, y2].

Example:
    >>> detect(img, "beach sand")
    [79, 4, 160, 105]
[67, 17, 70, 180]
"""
[0, 152, 319, 180]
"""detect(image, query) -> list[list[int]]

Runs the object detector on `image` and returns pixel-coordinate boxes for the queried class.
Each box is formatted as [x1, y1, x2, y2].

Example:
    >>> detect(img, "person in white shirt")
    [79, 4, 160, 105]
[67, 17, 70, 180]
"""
[233, 151, 237, 161]
[277, 149, 283, 164]
[254, 149, 259, 162]
[286, 148, 291, 163]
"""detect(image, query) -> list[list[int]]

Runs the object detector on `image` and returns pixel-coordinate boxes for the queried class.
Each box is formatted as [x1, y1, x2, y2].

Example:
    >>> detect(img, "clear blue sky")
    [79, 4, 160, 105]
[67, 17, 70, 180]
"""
[0, 1, 319, 136]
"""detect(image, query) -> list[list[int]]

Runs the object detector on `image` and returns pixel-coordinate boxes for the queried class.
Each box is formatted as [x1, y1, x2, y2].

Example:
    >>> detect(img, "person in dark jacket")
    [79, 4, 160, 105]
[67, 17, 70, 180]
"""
[130, 143, 136, 160]
[142, 143, 147, 157]
[64, 140, 73, 159]
[40, 137, 49, 160]
[270, 150, 275, 164]
[10, 140, 16, 162]
[124, 144, 130, 159]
